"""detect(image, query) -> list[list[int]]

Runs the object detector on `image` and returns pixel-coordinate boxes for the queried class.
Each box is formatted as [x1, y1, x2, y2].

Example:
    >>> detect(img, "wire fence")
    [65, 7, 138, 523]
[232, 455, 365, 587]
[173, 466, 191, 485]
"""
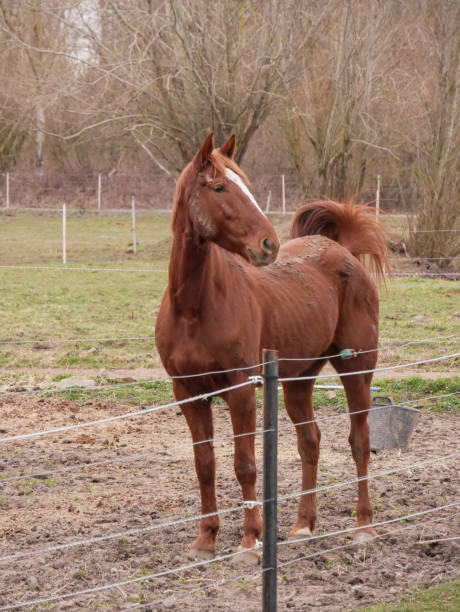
[1, 178, 458, 608]
[1, 334, 458, 399]
[1, 452, 457, 566]
[125, 508, 459, 612]
[0, 349, 458, 441]
[1, 503, 457, 612]
[0, 263, 458, 278]
[0, 200, 459, 279]
[0, 345, 458, 609]
[1, 389, 458, 485]
[0, 284, 458, 612]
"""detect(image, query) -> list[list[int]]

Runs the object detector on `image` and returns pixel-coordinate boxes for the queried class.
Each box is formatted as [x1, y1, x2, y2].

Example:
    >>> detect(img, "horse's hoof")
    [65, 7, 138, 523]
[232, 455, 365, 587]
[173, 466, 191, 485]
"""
[233, 545, 261, 565]
[288, 526, 312, 540]
[189, 548, 215, 560]
[353, 530, 375, 546]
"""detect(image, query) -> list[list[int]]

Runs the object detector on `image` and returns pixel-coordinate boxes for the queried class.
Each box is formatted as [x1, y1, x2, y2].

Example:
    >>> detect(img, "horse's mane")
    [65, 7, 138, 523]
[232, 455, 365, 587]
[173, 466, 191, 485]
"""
[172, 150, 250, 233]
[291, 199, 390, 283]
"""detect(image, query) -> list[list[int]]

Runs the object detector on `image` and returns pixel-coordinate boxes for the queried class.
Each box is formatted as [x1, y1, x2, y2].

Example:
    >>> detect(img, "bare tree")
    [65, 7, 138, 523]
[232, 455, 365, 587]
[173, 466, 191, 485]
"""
[281, 0, 403, 200]
[29, 0, 320, 173]
[0, 0, 74, 173]
[404, 0, 460, 264]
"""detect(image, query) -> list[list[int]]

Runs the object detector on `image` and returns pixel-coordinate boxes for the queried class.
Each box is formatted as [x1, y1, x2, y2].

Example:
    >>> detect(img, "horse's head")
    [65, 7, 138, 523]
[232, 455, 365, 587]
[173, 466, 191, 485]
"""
[173, 133, 279, 266]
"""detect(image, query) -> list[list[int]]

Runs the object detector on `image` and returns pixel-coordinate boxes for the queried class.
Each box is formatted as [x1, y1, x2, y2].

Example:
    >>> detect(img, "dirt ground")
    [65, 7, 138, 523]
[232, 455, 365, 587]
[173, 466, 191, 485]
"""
[0, 393, 458, 611]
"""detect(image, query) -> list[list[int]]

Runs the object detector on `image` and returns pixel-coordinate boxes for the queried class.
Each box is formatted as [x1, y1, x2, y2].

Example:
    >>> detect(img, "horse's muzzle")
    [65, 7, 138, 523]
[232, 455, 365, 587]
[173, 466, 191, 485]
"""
[247, 238, 278, 266]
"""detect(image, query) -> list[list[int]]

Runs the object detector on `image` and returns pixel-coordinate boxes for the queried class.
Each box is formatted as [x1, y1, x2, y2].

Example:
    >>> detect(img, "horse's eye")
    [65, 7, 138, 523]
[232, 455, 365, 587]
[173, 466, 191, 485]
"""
[214, 185, 226, 193]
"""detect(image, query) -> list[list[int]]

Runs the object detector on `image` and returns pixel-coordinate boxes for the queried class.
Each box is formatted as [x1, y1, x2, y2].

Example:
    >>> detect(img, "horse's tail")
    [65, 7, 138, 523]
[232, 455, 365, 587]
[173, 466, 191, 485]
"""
[290, 199, 390, 282]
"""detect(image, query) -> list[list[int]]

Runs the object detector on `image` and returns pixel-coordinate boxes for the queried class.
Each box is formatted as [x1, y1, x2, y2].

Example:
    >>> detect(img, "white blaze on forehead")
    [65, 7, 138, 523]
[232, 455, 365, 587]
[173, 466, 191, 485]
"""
[225, 168, 266, 217]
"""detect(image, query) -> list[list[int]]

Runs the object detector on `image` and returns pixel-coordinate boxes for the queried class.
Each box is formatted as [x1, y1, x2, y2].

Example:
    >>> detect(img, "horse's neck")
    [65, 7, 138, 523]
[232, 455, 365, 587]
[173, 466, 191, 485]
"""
[168, 231, 220, 319]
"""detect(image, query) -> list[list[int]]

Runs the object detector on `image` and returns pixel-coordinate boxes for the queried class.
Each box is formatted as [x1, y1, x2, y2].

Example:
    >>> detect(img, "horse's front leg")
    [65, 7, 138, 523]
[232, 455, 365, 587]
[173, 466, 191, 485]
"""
[223, 385, 262, 563]
[173, 381, 218, 558]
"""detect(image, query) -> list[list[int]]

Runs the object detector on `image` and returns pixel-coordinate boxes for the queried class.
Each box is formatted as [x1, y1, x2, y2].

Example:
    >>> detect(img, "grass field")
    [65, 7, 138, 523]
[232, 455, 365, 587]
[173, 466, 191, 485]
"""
[0, 210, 458, 382]
[361, 577, 460, 611]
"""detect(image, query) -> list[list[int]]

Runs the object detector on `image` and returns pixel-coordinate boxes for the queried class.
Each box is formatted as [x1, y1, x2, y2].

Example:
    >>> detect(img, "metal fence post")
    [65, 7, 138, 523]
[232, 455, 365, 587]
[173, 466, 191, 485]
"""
[263, 348, 279, 612]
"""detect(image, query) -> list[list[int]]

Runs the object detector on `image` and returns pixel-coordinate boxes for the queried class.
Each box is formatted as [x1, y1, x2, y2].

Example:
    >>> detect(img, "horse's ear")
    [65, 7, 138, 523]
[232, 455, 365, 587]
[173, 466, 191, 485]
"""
[219, 134, 236, 159]
[192, 132, 215, 171]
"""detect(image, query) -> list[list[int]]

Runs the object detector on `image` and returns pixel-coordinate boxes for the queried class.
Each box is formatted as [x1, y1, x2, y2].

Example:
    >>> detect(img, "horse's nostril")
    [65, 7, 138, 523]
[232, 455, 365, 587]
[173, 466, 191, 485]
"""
[262, 238, 273, 253]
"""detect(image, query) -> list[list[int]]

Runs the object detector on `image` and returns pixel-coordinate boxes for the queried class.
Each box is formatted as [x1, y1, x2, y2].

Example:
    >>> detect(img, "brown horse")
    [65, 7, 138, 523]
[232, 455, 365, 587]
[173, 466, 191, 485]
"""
[155, 133, 388, 562]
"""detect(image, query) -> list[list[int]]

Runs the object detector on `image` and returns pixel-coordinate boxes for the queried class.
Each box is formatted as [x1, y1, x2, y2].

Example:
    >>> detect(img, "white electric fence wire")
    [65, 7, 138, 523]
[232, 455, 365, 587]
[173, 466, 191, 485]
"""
[409, 228, 460, 232]
[279, 334, 459, 362]
[279, 452, 459, 503]
[0, 336, 154, 345]
[1, 391, 458, 485]
[0, 364, 267, 397]
[1, 265, 459, 277]
[125, 508, 459, 611]
[1, 330, 457, 351]
[415, 536, 459, 544]
[392, 272, 460, 277]
[127, 510, 459, 611]
[0, 502, 262, 564]
[276, 508, 460, 571]
[278, 501, 459, 548]
[390, 256, 460, 260]
[1, 504, 455, 611]
[0, 379, 259, 444]
[284, 391, 460, 431]
[0, 427, 270, 483]
[278, 351, 460, 382]
[0, 377, 175, 397]
[1, 335, 458, 399]
[124, 568, 268, 611]
[0, 265, 167, 272]
[0, 454, 455, 565]
[0, 545, 261, 611]
[402, 391, 460, 405]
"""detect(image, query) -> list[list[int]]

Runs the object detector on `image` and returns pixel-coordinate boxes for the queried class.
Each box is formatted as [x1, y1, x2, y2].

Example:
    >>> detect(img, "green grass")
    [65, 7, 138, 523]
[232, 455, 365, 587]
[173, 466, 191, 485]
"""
[0, 209, 172, 264]
[309, 377, 459, 413]
[55, 379, 172, 405]
[48, 376, 459, 412]
[379, 278, 460, 366]
[0, 211, 170, 372]
[360, 576, 460, 611]
[0, 211, 458, 381]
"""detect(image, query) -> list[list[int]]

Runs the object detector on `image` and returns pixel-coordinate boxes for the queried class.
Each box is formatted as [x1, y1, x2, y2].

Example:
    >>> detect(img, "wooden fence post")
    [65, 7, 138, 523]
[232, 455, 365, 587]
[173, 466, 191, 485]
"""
[266, 190, 272, 213]
[131, 195, 137, 253]
[281, 175, 286, 214]
[6, 172, 10, 208]
[376, 174, 381, 217]
[97, 173, 102, 210]
[62, 204, 67, 264]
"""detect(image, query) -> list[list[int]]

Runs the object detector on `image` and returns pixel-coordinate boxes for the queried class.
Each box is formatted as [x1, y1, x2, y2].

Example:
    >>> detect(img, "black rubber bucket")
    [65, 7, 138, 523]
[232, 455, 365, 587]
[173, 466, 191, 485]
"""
[368, 396, 421, 451]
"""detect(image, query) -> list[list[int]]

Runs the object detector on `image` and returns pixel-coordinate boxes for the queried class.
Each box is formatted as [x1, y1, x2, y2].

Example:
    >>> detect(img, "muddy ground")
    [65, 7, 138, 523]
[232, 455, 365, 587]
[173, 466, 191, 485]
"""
[0, 393, 458, 611]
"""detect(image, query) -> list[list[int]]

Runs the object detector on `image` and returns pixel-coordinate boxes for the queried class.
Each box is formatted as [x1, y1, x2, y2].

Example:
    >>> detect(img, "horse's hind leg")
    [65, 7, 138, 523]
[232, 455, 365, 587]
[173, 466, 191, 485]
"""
[222, 385, 262, 563]
[173, 381, 218, 558]
[330, 357, 376, 543]
[283, 378, 321, 538]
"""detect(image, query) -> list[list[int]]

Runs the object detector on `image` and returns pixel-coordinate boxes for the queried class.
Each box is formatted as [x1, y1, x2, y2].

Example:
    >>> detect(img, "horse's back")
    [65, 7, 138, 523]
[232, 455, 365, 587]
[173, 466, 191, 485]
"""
[253, 234, 379, 361]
